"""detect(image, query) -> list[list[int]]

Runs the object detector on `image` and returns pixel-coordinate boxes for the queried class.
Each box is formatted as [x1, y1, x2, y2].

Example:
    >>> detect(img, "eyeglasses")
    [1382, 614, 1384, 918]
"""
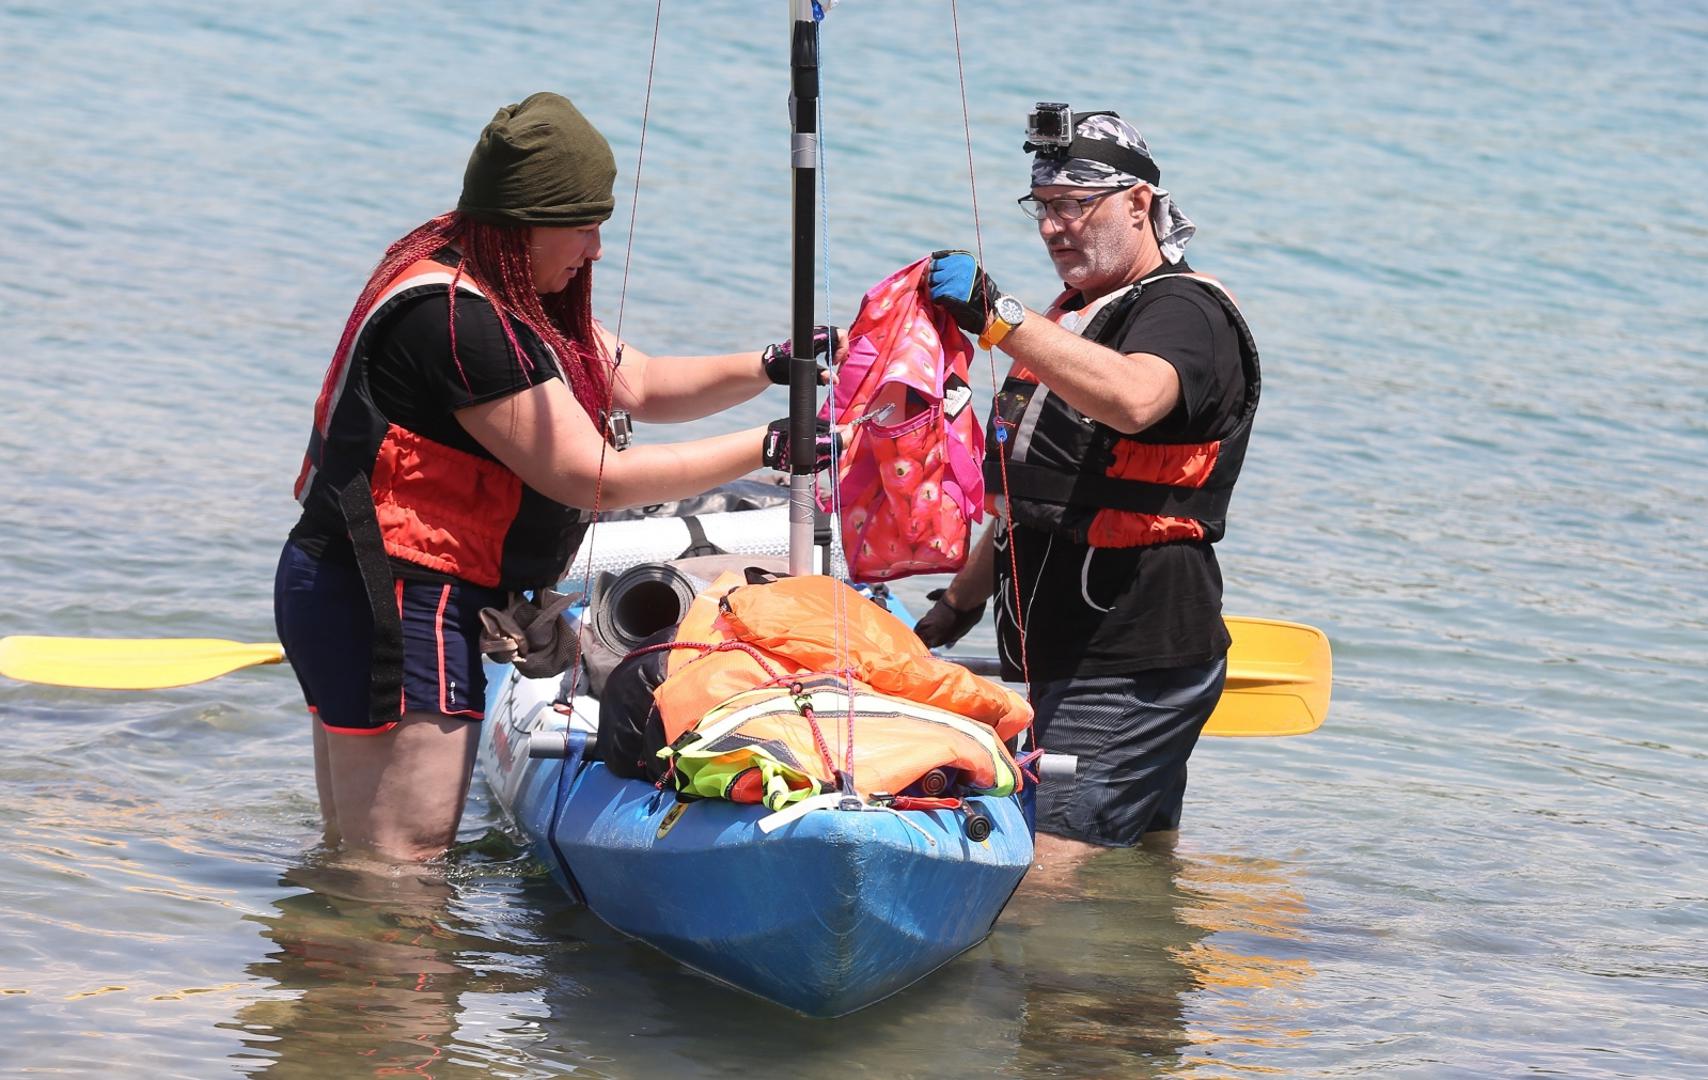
[1016, 188, 1126, 222]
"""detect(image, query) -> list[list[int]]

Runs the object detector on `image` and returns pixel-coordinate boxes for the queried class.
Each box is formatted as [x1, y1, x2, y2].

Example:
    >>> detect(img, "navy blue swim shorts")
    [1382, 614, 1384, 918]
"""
[273, 540, 505, 734]
[1030, 658, 1227, 845]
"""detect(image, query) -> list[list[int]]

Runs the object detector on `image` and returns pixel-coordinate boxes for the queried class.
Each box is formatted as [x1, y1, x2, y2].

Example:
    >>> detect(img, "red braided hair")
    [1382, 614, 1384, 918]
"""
[321, 212, 612, 422]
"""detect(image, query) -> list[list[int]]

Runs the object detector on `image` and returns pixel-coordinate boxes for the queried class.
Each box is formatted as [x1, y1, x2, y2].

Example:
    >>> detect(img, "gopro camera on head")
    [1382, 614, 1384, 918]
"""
[1024, 102, 1074, 156]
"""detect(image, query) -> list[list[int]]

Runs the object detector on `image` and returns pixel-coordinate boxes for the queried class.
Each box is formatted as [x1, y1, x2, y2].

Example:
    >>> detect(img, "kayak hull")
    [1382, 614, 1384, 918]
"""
[480, 664, 1033, 1018]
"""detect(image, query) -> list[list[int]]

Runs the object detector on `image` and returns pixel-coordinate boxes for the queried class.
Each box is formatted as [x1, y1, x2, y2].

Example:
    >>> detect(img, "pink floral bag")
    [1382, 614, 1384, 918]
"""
[820, 258, 984, 583]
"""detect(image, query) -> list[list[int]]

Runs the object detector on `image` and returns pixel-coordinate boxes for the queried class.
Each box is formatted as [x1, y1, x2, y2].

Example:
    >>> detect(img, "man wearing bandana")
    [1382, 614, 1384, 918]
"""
[916, 111, 1262, 855]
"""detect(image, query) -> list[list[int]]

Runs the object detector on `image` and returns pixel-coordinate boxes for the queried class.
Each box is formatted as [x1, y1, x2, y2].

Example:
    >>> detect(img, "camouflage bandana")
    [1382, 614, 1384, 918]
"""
[1030, 113, 1197, 263]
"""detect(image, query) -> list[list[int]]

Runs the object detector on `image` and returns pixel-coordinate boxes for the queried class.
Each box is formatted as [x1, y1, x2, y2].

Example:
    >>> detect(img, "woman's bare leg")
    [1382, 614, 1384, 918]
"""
[310, 715, 341, 846]
[322, 713, 482, 862]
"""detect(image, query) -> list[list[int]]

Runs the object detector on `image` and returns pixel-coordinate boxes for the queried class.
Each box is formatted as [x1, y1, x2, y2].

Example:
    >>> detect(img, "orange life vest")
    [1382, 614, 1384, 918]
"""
[985, 272, 1260, 548]
[649, 573, 1032, 798]
[292, 256, 588, 589]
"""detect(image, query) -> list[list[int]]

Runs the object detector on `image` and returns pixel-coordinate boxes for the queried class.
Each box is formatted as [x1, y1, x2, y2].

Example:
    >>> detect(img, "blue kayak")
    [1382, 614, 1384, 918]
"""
[479, 661, 1034, 1018]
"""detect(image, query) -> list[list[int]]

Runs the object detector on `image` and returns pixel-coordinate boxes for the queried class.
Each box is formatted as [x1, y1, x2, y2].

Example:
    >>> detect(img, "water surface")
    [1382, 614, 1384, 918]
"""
[2, 2, 1705, 1076]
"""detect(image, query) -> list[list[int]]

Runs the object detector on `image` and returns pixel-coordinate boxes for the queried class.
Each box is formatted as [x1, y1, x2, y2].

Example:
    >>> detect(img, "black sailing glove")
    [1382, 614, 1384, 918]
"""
[913, 588, 987, 649]
[926, 250, 1001, 337]
[762, 325, 841, 385]
[762, 417, 841, 473]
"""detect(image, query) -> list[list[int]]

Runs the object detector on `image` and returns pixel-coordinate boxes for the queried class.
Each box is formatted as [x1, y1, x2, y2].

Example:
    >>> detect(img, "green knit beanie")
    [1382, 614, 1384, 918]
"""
[457, 92, 616, 227]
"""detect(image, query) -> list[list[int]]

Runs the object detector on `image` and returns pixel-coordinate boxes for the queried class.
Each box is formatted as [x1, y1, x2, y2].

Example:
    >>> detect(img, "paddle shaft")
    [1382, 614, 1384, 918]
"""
[2, 618, 1330, 736]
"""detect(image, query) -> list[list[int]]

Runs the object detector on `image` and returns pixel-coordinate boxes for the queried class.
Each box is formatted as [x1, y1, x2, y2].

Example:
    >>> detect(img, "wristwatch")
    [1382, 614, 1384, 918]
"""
[979, 294, 1026, 351]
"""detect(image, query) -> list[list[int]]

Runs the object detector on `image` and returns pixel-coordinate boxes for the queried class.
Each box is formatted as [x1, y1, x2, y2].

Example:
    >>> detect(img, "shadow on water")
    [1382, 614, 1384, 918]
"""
[221, 832, 1312, 1079]
[221, 840, 561, 1079]
[998, 841, 1316, 1078]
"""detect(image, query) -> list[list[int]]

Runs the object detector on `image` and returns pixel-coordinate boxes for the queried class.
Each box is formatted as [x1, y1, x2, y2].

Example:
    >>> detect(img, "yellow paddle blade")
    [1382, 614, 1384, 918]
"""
[0, 636, 285, 690]
[1205, 616, 1332, 737]
[949, 614, 1332, 737]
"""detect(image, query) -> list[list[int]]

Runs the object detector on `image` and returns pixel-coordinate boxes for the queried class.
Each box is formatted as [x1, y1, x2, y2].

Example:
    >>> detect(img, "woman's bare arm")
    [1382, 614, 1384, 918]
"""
[456, 377, 767, 509]
[597, 326, 771, 423]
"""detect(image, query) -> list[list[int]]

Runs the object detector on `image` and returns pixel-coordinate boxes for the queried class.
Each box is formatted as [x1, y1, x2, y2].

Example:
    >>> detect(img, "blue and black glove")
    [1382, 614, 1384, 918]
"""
[927, 250, 1001, 337]
[762, 417, 841, 473]
[762, 325, 840, 385]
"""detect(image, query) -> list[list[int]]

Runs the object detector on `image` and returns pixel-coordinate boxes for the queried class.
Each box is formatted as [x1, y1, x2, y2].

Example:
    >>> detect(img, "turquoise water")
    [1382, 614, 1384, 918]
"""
[3, 1, 1706, 1075]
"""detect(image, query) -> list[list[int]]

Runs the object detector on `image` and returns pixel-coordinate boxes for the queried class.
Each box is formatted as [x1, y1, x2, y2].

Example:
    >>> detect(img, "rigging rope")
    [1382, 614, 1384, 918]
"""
[949, 0, 1031, 693]
[550, 3, 1026, 805]
[812, 16, 860, 782]
[546, 0, 667, 897]
[560, 0, 666, 704]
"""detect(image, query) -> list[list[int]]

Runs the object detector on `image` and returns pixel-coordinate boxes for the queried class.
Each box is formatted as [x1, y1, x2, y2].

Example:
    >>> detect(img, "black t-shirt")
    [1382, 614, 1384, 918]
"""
[288, 273, 565, 567]
[995, 260, 1249, 680]
[366, 287, 563, 450]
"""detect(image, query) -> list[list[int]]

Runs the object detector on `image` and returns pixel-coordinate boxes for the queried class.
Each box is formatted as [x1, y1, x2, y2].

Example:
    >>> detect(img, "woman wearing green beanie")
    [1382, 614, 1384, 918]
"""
[277, 93, 838, 863]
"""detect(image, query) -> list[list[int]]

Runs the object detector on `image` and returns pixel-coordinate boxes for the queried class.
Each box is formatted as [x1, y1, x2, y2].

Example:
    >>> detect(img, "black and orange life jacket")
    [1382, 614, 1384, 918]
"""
[983, 273, 1260, 548]
[292, 257, 589, 590]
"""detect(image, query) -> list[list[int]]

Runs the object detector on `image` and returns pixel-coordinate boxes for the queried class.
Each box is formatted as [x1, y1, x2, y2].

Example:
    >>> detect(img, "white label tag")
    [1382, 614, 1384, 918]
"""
[943, 383, 972, 419]
[943, 373, 972, 419]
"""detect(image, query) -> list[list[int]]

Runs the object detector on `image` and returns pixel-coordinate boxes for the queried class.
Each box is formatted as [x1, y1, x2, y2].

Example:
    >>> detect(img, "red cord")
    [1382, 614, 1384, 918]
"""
[949, 0, 1031, 692]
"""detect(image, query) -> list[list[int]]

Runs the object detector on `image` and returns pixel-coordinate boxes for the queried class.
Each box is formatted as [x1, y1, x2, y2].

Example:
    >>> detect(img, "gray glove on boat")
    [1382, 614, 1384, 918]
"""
[478, 588, 582, 678]
[913, 588, 986, 649]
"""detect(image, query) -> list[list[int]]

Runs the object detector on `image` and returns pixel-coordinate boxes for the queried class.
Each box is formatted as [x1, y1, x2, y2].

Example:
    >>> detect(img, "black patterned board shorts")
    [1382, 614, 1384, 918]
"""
[1030, 657, 1228, 846]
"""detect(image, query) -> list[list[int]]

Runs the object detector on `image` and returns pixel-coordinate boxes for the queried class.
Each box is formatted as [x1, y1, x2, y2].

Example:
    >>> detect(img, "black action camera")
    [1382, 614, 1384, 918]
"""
[1025, 102, 1074, 155]
[601, 408, 633, 451]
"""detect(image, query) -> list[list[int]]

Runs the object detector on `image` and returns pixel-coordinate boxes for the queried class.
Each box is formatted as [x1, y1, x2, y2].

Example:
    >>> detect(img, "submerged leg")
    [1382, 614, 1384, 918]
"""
[1022, 831, 1105, 895]
[310, 714, 340, 846]
[323, 713, 482, 862]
